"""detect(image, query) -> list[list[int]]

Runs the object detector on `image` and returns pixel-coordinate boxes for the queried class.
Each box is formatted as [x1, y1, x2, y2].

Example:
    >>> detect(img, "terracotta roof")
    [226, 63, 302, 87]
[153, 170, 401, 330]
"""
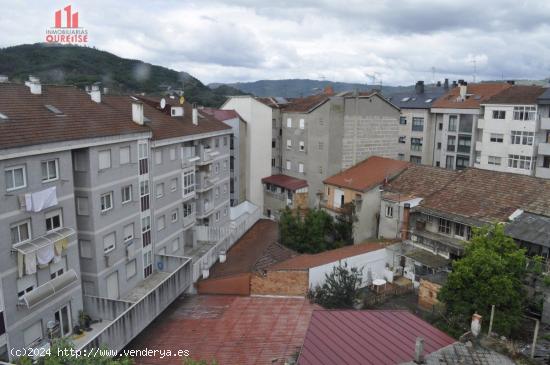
[324, 156, 410, 192]
[283, 93, 330, 113]
[298, 310, 455, 365]
[431, 83, 511, 109]
[483, 85, 546, 105]
[256, 97, 282, 108]
[201, 108, 241, 121]
[104, 95, 232, 141]
[384, 164, 458, 200]
[270, 241, 393, 271]
[262, 174, 308, 191]
[0, 83, 149, 150]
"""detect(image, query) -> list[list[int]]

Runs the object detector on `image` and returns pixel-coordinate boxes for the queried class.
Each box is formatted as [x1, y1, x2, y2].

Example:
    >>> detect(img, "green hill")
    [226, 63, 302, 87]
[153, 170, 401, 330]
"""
[0, 43, 246, 107]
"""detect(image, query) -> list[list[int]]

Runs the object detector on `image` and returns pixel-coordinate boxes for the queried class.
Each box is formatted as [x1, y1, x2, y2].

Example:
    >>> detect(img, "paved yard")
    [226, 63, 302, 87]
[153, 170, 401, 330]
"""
[128, 294, 317, 365]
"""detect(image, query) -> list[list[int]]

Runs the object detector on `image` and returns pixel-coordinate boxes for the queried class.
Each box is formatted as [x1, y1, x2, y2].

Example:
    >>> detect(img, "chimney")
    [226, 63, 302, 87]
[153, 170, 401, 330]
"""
[444, 78, 449, 89]
[324, 85, 334, 96]
[414, 337, 424, 364]
[192, 103, 198, 125]
[415, 81, 424, 94]
[0, 75, 8, 83]
[458, 79, 465, 85]
[90, 84, 101, 103]
[401, 203, 411, 240]
[507, 80, 515, 85]
[459, 83, 467, 100]
[132, 101, 144, 125]
[436, 81, 441, 87]
[452, 80, 458, 88]
[27, 76, 41, 95]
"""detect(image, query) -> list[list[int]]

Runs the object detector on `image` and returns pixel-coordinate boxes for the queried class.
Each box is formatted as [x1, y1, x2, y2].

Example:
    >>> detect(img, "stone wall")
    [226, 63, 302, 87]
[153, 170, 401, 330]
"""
[251, 270, 309, 296]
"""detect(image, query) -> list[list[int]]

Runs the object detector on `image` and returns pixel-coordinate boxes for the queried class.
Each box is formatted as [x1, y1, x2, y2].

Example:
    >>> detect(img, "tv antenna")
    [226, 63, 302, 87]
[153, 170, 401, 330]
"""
[471, 58, 477, 83]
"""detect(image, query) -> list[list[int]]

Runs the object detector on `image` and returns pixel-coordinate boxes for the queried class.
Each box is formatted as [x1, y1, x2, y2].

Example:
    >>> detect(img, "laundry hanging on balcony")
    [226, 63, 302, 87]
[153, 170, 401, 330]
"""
[24, 186, 58, 212]
[37, 243, 55, 266]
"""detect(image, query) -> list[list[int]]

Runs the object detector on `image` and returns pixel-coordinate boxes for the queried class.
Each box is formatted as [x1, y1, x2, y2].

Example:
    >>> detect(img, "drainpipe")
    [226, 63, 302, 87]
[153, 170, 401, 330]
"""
[401, 203, 411, 240]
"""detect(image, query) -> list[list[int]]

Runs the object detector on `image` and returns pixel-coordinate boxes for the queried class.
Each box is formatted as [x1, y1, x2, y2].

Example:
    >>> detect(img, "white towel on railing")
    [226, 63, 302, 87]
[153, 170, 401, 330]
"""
[24, 251, 37, 275]
[28, 186, 58, 212]
[37, 243, 55, 265]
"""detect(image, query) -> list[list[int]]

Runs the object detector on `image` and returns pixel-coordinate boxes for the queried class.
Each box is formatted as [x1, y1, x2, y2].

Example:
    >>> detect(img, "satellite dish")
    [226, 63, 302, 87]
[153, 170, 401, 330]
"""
[179, 96, 185, 105]
[160, 98, 166, 109]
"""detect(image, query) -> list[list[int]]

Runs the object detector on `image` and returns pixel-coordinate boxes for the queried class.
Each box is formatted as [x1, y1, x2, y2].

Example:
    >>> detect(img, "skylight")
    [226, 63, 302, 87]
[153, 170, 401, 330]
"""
[401, 97, 410, 102]
[44, 104, 63, 115]
[425, 99, 433, 103]
[0, 112, 7, 119]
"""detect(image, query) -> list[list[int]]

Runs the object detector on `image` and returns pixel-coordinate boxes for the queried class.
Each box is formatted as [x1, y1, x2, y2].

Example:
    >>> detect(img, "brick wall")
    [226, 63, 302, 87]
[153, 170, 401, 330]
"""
[418, 279, 442, 311]
[197, 273, 251, 296]
[251, 270, 309, 296]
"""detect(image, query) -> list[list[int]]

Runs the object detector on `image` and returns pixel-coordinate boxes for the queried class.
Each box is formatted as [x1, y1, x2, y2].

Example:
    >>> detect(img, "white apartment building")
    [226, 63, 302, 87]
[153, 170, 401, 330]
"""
[536, 88, 550, 179]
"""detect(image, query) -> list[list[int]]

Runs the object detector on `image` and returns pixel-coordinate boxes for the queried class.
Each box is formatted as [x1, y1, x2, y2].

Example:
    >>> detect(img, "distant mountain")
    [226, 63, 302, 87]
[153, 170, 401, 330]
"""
[209, 79, 416, 98]
[0, 43, 231, 107]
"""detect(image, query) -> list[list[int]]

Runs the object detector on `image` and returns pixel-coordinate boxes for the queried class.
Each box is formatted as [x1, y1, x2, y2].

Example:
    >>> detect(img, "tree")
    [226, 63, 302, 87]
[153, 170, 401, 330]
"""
[333, 202, 357, 245]
[308, 262, 363, 309]
[438, 224, 526, 336]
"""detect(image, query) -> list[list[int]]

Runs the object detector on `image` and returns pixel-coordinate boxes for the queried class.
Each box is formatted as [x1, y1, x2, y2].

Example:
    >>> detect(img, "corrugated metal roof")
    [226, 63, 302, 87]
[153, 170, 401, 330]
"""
[298, 310, 455, 365]
[505, 212, 550, 247]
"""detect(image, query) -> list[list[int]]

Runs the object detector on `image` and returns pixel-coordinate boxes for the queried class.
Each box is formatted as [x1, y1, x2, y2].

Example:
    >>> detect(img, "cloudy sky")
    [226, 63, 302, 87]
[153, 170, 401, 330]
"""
[1, 0, 550, 85]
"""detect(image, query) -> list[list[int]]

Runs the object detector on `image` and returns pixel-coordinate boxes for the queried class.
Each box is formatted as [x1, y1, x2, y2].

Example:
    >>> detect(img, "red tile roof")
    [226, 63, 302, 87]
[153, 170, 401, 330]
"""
[384, 164, 458, 200]
[298, 310, 455, 365]
[262, 174, 308, 191]
[283, 93, 330, 113]
[324, 156, 410, 192]
[484, 85, 546, 105]
[201, 108, 241, 121]
[431, 83, 511, 109]
[270, 241, 393, 271]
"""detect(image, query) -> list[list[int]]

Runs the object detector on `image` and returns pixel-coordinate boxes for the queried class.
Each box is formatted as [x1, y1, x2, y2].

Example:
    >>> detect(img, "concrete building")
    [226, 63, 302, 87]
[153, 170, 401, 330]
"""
[431, 82, 511, 169]
[475, 85, 547, 176]
[322, 156, 410, 243]
[0, 78, 260, 361]
[386, 81, 446, 165]
[261, 174, 309, 219]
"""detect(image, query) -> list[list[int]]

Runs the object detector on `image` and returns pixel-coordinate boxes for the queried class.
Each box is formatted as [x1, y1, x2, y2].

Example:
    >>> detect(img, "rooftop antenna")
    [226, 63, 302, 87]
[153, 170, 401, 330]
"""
[471, 58, 477, 83]
[431, 66, 436, 86]
[365, 72, 376, 87]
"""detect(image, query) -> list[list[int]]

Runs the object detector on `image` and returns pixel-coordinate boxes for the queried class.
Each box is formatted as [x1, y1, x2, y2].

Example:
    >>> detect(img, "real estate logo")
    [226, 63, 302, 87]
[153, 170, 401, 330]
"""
[45, 5, 88, 44]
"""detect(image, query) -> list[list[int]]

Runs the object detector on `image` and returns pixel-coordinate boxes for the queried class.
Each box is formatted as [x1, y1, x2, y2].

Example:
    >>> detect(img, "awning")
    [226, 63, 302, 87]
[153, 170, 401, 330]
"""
[12, 227, 75, 255]
[19, 269, 78, 308]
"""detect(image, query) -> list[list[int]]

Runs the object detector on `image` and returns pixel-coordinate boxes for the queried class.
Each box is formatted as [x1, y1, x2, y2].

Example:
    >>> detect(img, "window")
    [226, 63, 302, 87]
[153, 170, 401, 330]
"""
[299, 163, 304, 173]
[385, 205, 393, 218]
[215, 187, 220, 199]
[287, 118, 292, 128]
[103, 232, 116, 253]
[397, 153, 405, 160]
[488, 156, 502, 166]
[446, 156, 454, 169]
[79, 239, 92, 259]
[490, 133, 504, 143]
[5, 165, 26, 191]
[138, 142, 148, 159]
[511, 131, 534, 145]
[155, 150, 162, 165]
[475, 151, 481, 164]
[215, 211, 220, 222]
[100, 192, 113, 212]
[457, 136, 471, 153]
[169, 148, 176, 161]
[144, 251, 153, 277]
[183, 170, 195, 196]
[447, 136, 456, 152]
[123, 223, 134, 242]
[50, 259, 66, 279]
[142, 216, 151, 232]
[456, 155, 470, 169]
[508, 154, 533, 170]
[122, 185, 132, 204]
[11, 220, 31, 244]
[214, 163, 219, 174]
[411, 138, 423, 151]
[318, 141, 324, 150]
[438, 123, 443, 131]
[454, 222, 466, 237]
[223, 160, 228, 172]
[438, 218, 451, 234]
[448, 116, 457, 132]
[140, 180, 149, 196]
[437, 142, 441, 150]
[126, 260, 137, 279]
[172, 238, 180, 252]
[299, 119, 305, 129]
[410, 156, 422, 164]
[286, 139, 292, 149]
[272, 139, 276, 148]
[171, 209, 178, 223]
[157, 215, 165, 231]
[215, 138, 220, 148]
[412, 117, 424, 132]
[299, 141, 305, 151]
[41, 159, 58, 182]
[170, 178, 177, 192]
[183, 203, 193, 217]
[286, 160, 291, 170]
[399, 116, 407, 125]
[398, 136, 406, 144]
[319, 165, 323, 174]
[18, 275, 37, 299]
[513, 106, 536, 121]
[45, 210, 62, 232]
[76, 197, 89, 215]
[271, 158, 276, 167]
[156, 183, 164, 198]
[224, 206, 228, 216]
[224, 136, 228, 146]
[492, 110, 506, 119]
[98, 150, 111, 170]
[120, 146, 131, 165]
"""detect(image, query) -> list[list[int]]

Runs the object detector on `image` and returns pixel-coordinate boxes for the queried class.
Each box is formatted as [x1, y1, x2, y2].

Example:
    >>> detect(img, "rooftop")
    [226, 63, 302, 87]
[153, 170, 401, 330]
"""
[384, 164, 457, 200]
[431, 83, 511, 109]
[386, 87, 447, 109]
[298, 310, 455, 365]
[283, 93, 331, 113]
[505, 212, 550, 247]
[483, 85, 546, 105]
[262, 174, 309, 191]
[324, 156, 410, 192]
[270, 241, 392, 271]
[201, 108, 242, 122]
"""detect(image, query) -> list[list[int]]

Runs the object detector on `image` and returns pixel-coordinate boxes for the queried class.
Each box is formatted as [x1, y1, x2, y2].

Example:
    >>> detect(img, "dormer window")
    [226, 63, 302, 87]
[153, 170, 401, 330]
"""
[45, 104, 64, 116]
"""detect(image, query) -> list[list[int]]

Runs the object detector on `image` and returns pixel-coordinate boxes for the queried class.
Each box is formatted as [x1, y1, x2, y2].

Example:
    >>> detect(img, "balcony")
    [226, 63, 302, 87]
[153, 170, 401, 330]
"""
[18, 270, 79, 309]
[411, 227, 467, 257]
[182, 212, 196, 229]
[76, 255, 192, 353]
[196, 173, 214, 192]
[196, 201, 214, 219]
[196, 147, 214, 166]
[541, 117, 550, 130]
[539, 143, 550, 156]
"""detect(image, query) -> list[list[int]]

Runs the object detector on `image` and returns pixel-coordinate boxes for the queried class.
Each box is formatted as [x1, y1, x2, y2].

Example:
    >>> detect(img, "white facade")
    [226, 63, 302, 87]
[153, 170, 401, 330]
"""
[475, 103, 539, 175]
[397, 108, 436, 165]
[222, 96, 273, 209]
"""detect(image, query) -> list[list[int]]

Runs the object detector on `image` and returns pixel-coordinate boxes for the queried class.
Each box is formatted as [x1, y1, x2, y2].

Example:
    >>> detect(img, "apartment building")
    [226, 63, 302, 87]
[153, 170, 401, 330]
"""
[474, 85, 547, 175]
[431, 82, 511, 169]
[386, 81, 446, 165]
[0, 78, 246, 360]
[537, 88, 550, 178]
